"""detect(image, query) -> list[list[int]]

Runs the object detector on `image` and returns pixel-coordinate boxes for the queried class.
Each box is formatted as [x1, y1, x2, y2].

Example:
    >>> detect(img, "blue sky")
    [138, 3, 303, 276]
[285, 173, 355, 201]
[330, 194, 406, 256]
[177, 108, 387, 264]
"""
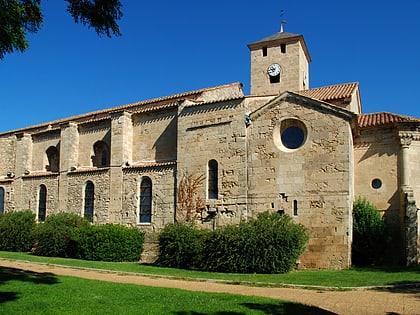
[1, 0, 419, 133]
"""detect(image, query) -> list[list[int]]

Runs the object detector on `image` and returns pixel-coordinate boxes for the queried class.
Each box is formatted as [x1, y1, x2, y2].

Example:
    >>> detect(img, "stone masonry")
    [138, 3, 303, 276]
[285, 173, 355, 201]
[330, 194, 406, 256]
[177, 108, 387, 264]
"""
[0, 29, 419, 269]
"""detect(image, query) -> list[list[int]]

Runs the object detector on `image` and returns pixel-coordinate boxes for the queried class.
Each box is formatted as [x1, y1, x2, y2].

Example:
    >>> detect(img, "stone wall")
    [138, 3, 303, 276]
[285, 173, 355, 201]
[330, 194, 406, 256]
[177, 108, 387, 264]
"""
[177, 99, 248, 226]
[248, 94, 354, 269]
[66, 169, 110, 223]
[132, 109, 177, 163]
[21, 174, 59, 217]
[121, 165, 176, 230]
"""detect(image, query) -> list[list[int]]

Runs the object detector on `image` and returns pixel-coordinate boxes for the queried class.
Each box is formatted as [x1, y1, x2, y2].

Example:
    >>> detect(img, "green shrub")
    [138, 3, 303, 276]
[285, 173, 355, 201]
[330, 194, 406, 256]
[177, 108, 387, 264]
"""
[75, 224, 145, 262]
[203, 212, 308, 273]
[352, 197, 388, 266]
[157, 222, 209, 269]
[157, 212, 308, 274]
[0, 210, 36, 252]
[32, 213, 90, 258]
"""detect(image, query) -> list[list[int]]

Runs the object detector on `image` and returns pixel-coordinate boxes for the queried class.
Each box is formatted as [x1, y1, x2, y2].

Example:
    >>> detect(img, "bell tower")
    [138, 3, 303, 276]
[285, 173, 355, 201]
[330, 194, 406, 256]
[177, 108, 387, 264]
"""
[248, 28, 311, 96]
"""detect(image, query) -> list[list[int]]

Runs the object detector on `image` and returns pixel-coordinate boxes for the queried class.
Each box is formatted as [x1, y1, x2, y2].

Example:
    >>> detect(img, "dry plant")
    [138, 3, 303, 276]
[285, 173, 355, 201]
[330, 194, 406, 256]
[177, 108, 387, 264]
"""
[176, 172, 206, 222]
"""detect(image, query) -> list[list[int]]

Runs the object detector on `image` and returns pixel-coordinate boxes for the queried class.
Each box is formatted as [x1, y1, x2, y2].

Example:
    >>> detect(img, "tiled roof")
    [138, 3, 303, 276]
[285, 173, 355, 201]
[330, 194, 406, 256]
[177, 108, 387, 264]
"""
[124, 161, 176, 169]
[298, 82, 358, 101]
[248, 32, 302, 46]
[358, 112, 420, 128]
[0, 82, 244, 136]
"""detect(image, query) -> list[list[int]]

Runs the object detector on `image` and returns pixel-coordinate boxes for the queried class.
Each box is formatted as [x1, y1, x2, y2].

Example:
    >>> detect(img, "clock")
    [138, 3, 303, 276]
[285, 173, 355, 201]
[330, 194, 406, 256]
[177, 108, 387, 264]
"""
[267, 63, 281, 77]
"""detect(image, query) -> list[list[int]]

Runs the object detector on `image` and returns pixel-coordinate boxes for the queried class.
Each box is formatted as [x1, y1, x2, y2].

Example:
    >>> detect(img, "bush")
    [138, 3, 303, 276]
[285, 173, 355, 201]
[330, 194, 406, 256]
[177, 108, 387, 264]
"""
[32, 213, 90, 257]
[0, 210, 36, 252]
[157, 222, 208, 269]
[203, 212, 308, 273]
[74, 224, 145, 262]
[352, 197, 388, 266]
[157, 212, 308, 274]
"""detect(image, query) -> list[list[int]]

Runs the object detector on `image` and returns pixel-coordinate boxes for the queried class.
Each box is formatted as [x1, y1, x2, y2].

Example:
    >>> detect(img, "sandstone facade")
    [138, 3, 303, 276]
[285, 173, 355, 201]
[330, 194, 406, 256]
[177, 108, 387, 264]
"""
[0, 30, 418, 269]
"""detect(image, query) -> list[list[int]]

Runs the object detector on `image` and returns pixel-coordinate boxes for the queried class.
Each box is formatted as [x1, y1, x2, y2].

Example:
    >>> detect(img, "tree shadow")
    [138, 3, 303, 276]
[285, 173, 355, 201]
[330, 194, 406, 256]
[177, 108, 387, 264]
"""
[375, 283, 420, 299]
[0, 267, 60, 304]
[242, 302, 337, 314]
[172, 301, 337, 315]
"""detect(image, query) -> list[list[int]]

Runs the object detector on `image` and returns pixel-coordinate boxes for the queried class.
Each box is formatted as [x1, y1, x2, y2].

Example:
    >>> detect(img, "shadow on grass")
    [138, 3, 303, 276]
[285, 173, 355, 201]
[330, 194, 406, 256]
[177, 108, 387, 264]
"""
[172, 302, 337, 315]
[0, 267, 59, 304]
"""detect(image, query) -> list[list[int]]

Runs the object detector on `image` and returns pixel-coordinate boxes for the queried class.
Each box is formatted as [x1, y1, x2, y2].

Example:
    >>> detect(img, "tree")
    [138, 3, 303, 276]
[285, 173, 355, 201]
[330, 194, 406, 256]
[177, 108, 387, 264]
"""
[0, 0, 123, 59]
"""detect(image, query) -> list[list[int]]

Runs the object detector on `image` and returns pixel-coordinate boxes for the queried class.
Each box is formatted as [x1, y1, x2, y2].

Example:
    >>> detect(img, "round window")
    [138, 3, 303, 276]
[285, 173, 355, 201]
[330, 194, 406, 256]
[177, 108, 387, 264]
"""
[281, 125, 305, 149]
[371, 178, 382, 189]
[273, 119, 307, 152]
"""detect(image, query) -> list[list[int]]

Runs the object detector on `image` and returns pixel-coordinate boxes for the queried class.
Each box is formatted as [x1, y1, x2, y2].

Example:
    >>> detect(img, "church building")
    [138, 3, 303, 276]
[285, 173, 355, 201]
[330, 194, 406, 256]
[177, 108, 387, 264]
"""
[0, 28, 419, 269]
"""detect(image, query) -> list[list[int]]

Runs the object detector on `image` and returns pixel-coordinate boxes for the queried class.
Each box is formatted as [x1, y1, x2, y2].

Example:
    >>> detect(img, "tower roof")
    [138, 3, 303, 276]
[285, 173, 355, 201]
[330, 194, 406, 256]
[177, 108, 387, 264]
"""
[247, 31, 311, 62]
[248, 31, 302, 45]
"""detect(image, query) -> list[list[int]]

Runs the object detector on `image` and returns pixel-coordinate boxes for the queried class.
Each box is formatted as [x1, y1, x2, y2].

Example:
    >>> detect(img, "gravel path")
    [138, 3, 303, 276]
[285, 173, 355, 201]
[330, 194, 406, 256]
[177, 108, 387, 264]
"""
[1, 259, 419, 315]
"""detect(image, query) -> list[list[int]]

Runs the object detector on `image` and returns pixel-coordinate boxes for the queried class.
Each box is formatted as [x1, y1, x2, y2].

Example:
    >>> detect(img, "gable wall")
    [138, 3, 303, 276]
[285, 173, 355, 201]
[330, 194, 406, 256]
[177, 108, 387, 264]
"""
[247, 98, 354, 269]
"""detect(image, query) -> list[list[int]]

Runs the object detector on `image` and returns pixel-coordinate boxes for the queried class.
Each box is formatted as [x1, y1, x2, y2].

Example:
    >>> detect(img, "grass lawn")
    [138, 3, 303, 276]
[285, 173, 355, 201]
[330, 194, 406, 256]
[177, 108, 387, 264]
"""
[0, 266, 333, 315]
[1, 251, 420, 288]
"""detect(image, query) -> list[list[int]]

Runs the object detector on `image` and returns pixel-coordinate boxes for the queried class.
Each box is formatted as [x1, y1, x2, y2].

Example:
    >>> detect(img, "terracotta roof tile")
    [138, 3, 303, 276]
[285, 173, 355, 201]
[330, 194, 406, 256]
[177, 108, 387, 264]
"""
[298, 82, 358, 101]
[124, 161, 176, 169]
[358, 112, 420, 128]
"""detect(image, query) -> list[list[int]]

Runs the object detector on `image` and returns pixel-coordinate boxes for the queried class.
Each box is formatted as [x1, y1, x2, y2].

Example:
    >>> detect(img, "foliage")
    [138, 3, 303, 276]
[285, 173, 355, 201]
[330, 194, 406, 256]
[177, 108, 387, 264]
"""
[352, 197, 388, 266]
[156, 222, 209, 269]
[176, 172, 206, 222]
[74, 223, 144, 262]
[203, 212, 308, 273]
[0, 0, 43, 58]
[65, 0, 122, 37]
[0, 210, 36, 252]
[0, 0, 122, 59]
[32, 212, 90, 257]
[157, 212, 308, 274]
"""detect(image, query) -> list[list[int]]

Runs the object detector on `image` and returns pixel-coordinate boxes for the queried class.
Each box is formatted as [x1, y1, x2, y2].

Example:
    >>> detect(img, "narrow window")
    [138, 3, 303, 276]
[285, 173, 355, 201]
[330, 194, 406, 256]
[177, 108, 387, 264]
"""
[139, 177, 152, 223]
[280, 43, 286, 53]
[0, 187, 4, 214]
[84, 181, 94, 222]
[262, 46, 267, 56]
[208, 160, 219, 199]
[38, 185, 47, 222]
[93, 141, 110, 167]
[293, 200, 298, 216]
[46, 146, 60, 172]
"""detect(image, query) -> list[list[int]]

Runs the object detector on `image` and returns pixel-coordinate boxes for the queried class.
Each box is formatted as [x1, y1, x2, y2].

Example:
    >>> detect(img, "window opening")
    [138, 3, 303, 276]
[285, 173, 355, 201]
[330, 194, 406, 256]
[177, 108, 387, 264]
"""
[0, 187, 4, 214]
[38, 185, 47, 222]
[140, 177, 152, 223]
[281, 126, 305, 149]
[280, 43, 286, 53]
[293, 200, 298, 216]
[208, 160, 219, 199]
[371, 178, 382, 189]
[262, 46, 267, 56]
[84, 181, 94, 222]
[269, 74, 280, 84]
[93, 141, 110, 167]
[46, 146, 60, 172]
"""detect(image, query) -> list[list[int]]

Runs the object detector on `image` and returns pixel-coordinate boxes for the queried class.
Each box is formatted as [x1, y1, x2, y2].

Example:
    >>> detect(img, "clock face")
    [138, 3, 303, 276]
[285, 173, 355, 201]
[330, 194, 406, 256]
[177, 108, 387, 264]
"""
[267, 63, 281, 77]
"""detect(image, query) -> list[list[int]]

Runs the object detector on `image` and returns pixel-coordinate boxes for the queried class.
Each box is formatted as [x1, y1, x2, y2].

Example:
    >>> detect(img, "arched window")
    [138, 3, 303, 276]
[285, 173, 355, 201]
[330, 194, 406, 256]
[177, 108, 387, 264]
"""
[84, 181, 94, 222]
[208, 159, 218, 199]
[139, 177, 152, 223]
[46, 146, 60, 172]
[38, 185, 47, 222]
[0, 187, 4, 214]
[93, 141, 110, 167]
